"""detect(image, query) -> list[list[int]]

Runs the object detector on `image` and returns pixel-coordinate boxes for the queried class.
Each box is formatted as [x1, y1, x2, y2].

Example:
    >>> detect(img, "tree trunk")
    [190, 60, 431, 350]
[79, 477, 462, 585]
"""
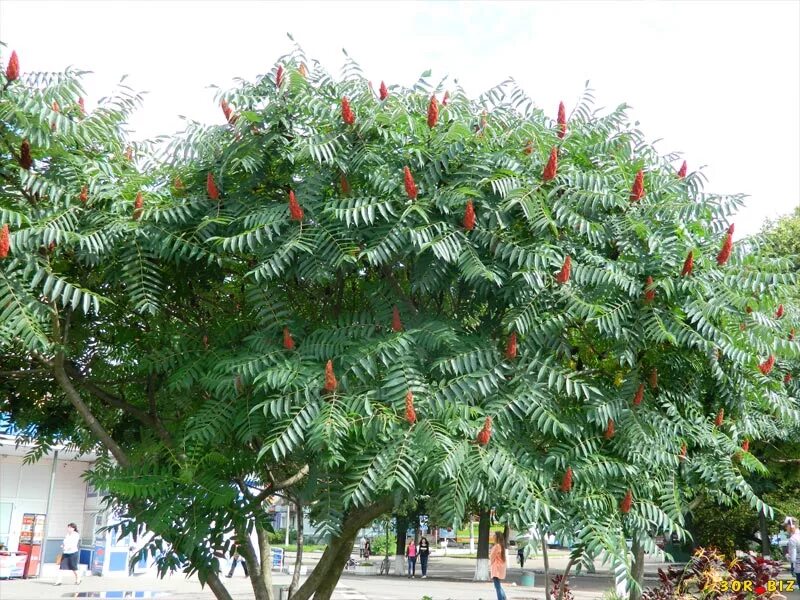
[254, 521, 274, 600]
[290, 496, 392, 600]
[759, 511, 772, 558]
[542, 536, 552, 600]
[474, 508, 490, 581]
[206, 571, 236, 600]
[289, 498, 305, 597]
[557, 558, 576, 600]
[394, 515, 408, 576]
[235, 521, 272, 600]
[629, 537, 646, 600]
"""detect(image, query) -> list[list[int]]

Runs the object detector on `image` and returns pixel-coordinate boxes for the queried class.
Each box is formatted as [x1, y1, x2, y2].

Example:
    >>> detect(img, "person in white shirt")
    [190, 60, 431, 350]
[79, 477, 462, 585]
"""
[55, 523, 81, 585]
[785, 517, 800, 586]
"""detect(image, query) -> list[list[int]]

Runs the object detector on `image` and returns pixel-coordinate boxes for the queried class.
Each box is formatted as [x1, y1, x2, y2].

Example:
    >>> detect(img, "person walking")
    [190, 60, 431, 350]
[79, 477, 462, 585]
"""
[405, 538, 417, 578]
[363, 539, 371, 560]
[359, 535, 367, 558]
[517, 545, 525, 569]
[226, 543, 248, 578]
[418, 537, 430, 578]
[786, 517, 800, 585]
[489, 531, 507, 600]
[54, 523, 81, 585]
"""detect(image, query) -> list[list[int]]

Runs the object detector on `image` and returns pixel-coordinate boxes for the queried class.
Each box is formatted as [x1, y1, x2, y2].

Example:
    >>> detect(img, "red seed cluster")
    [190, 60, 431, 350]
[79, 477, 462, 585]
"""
[324, 360, 337, 392]
[681, 251, 694, 276]
[524, 140, 534, 155]
[442, 91, 450, 106]
[276, 65, 284, 88]
[403, 166, 418, 200]
[0, 224, 10, 259]
[427, 95, 439, 128]
[741, 439, 750, 452]
[5, 50, 19, 81]
[505, 332, 517, 360]
[715, 408, 725, 427]
[556, 255, 571, 284]
[288, 190, 304, 222]
[340, 174, 351, 195]
[341, 97, 355, 126]
[405, 390, 417, 425]
[560, 467, 573, 492]
[717, 229, 734, 266]
[476, 416, 492, 446]
[790, 328, 795, 341]
[463, 200, 476, 231]
[392, 306, 403, 332]
[785, 373, 792, 384]
[220, 99, 237, 125]
[299, 63, 308, 78]
[604, 418, 615, 440]
[379, 81, 389, 100]
[633, 383, 644, 406]
[207, 173, 220, 200]
[620, 490, 633, 514]
[630, 170, 645, 202]
[283, 327, 295, 350]
[776, 304, 784, 319]
[79, 185, 88, 203]
[649, 368, 658, 389]
[20, 140, 32, 170]
[679, 444, 687, 461]
[133, 192, 144, 220]
[557, 101, 567, 138]
[677, 161, 687, 179]
[542, 147, 558, 182]
[759, 355, 775, 375]
[644, 276, 655, 304]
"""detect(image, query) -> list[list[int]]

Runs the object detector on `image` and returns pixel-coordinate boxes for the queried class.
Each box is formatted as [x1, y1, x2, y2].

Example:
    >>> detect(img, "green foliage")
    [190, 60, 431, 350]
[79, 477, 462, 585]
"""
[689, 498, 757, 559]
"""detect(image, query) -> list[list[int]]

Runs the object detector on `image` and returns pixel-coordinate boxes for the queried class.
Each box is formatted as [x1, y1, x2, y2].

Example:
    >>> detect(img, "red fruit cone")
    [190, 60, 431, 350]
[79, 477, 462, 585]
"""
[427, 95, 439, 128]
[677, 161, 687, 179]
[759, 355, 775, 375]
[341, 97, 355, 126]
[785, 373, 792, 384]
[557, 101, 567, 138]
[442, 91, 450, 106]
[745, 306, 753, 314]
[633, 383, 644, 406]
[505, 332, 517, 360]
[5, 50, 19, 82]
[379, 81, 389, 100]
[620, 490, 633, 514]
[283, 327, 295, 350]
[405, 390, 417, 424]
[555, 255, 571, 284]
[681, 251, 694, 276]
[605, 418, 615, 440]
[19, 140, 32, 170]
[630, 170, 644, 202]
[207, 173, 220, 200]
[340, 174, 351, 195]
[776, 304, 784, 319]
[717, 230, 733, 266]
[174, 177, 184, 190]
[133, 192, 144, 220]
[741, 439, 750, 452]
[79, 185, 88, 203]
[464, 200, 476, 231]
[560, 467, 573, 492]
[0, 224, 10, 259]
[715, 408, 724, 427]
[324, 360, 337, 392]
[403, 166, 418, 200]
[299, 63, 308, 78]
[542, 147, 558, 182]
[288, 190, 304, 222]
[276, 65, 284, 88]
[476, 416, 492, 446]
[644, 276, 655, 304]
[392, 305, 403, 332]
[679, 443, 687, 461]
[220, 99, 237, 124]
[524, 140, 534, 155]
[727, 223, 735, 235]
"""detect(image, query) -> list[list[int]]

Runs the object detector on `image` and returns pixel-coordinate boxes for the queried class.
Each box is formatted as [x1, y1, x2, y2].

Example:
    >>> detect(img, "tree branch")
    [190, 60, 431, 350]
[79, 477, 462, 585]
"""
[249, 464, 310, 507]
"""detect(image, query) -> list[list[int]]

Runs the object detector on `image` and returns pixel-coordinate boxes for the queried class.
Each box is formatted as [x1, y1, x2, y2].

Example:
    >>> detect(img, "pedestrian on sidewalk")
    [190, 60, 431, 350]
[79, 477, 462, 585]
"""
[54, 523, 81, 586]
[364, 539, 371, 560]
[517, 545, 525, 569]
[359, 534, 367, 558]
[226, 543, 249, 578]
[406, 538, 417, 578]
[785, 517, 800, 585]
[490, 531, 507, 600]
[418, 536, 430, 578]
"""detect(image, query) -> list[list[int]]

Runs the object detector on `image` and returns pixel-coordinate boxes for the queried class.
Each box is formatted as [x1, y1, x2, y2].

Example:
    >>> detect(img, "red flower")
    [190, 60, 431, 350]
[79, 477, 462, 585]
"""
[0, 224, 10, 259]
[741, 439, 750, 452]
[630, 170, 644, 202]
[379, 81, 389, 101]
[5, 50, 19, 82]
[681, 251, 694, 276]
[207, 173, 220, 200]
[403, 166, 418, 200]
[323, 360, 337, 392]
[133, 192, 144, 220]
[677, 161, 687, 179]
[340, 174, 351, 195]
[542, 147, 558, 182]
[644, 276, 655, 304]
[283, 327, 295, 350]
[790, 328, 795, 341]
[715, 408, 724, 427]
[605, 418, 615, 440]
[392, 305, 403, 332]
[524, 140, 534, 155]
[79, 185, 88, 203]
[405, 390, 417, 425]
[717, 228, 733, 266]
[288, 190, 304, 222]
[560, 467, 573, 492]
[633, 383, 644, 406]
[557, 101, 567, 138]
[427, 95, 439, 128]
[679, 443, 687, 461]
[785, 372, 792, 384]
[776, 304, 784, 319]
[276, 65, 284, 88]
[620, 490, 633, 514]
[505, 332, 517, 360]
[759, 355, 775, 375]
[220, 99, 237, 125]
[555, 255, 571, 284]
[464, 200, 476, 231]
[476, 416, 492, 446]
[442, 91, 450, 106]
[19, 140, 32, 170]
[341, 97, 355, 126]
[649, 368, 658, 390]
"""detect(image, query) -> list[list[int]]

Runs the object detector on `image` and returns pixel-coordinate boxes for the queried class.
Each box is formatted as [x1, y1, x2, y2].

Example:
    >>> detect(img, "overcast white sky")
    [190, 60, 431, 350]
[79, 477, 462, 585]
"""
[1, 1, 798, 236]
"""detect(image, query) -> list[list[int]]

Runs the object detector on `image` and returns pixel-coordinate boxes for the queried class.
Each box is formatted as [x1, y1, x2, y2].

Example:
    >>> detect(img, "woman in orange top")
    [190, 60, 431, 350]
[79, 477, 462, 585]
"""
[489, 531, 507, 600]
